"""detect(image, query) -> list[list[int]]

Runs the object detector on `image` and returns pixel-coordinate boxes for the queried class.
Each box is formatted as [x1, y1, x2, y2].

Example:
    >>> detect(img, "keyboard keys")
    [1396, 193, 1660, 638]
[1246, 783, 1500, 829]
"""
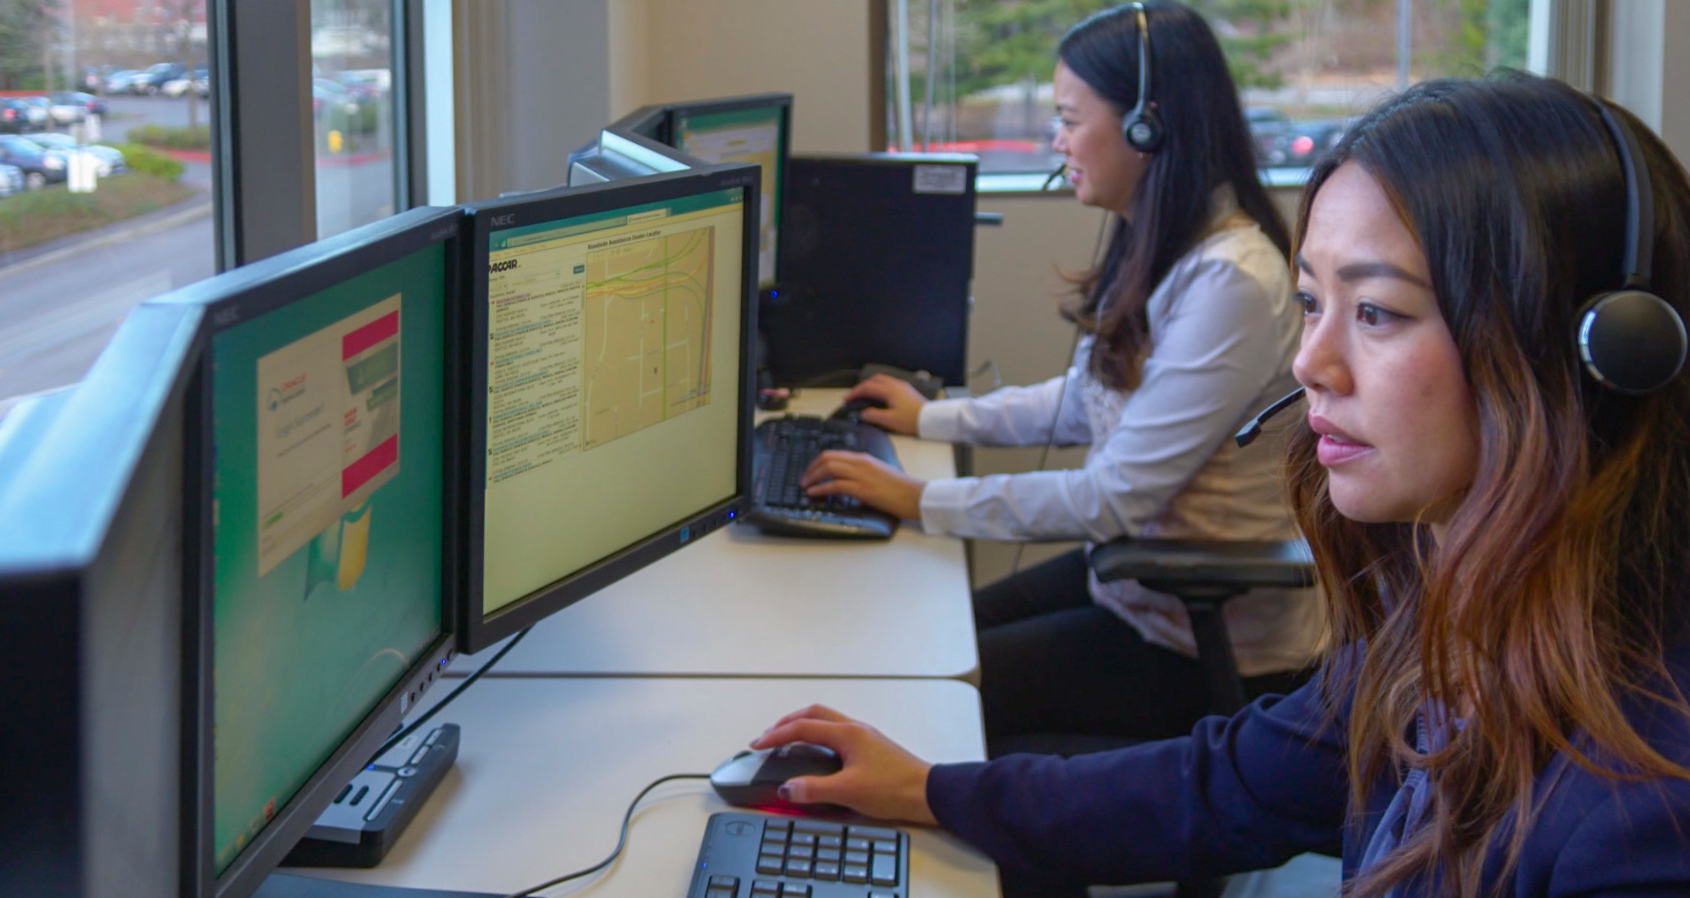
[871, 851, 898, 886]
[693, 812, 905, 898]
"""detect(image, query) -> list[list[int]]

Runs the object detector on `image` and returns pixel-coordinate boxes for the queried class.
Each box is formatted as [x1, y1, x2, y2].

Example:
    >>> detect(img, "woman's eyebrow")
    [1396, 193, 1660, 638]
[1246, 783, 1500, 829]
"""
[1294, 253, 1431, 289]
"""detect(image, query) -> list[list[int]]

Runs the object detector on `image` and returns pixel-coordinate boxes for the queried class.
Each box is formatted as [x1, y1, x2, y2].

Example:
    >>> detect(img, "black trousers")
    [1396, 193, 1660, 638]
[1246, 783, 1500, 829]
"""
[974, 549, 1313, 898]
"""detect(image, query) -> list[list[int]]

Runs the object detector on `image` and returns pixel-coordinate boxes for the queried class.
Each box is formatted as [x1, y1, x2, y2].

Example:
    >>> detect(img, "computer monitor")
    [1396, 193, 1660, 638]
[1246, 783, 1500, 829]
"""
[766, 152, 978, 388]
[157, 207, 464, 898]
[666, 94, 792, 288]
[0, 303, 202, 898]
[565, 125, 693, 187]
[570, 94, 791, 289]
[459, 165, 759, 653]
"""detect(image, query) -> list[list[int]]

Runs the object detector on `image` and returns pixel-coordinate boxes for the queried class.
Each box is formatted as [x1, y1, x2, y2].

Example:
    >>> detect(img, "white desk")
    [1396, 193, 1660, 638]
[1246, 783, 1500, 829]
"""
[296, 677, 999, 898]
[455, 390, 979, 682]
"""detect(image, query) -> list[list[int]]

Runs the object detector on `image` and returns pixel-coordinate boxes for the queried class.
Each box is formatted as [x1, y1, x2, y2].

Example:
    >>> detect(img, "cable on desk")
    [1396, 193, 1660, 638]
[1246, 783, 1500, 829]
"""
[372, 627, 533, 760]
[496, 772, 712, 897]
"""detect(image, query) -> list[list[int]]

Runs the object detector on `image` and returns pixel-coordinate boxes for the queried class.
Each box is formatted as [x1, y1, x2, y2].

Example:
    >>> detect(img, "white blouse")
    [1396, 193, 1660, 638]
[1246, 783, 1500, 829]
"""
[915, 211, 1323, 676]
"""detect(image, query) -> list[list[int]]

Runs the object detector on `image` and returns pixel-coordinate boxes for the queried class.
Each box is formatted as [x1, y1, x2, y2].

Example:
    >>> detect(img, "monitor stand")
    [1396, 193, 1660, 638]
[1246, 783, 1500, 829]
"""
[280, 724, 460, 869]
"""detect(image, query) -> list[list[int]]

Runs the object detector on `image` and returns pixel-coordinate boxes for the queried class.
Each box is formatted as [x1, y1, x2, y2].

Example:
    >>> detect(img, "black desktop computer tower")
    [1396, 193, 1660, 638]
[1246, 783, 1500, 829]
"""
[764, 153, 977, 388]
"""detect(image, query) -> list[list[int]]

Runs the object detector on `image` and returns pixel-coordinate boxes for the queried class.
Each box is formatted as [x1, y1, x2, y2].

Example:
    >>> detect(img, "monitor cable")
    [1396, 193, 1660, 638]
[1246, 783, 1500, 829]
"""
[497, 772, 713, 897]
[371, 626, 533, 761]
[1008, 209, 1111, 577]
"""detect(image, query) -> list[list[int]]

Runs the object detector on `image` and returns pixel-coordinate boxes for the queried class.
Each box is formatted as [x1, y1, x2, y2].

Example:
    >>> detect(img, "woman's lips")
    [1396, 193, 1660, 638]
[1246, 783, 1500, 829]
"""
[1309, 413, 1372, 466]
[1316, 434, 1372, 466]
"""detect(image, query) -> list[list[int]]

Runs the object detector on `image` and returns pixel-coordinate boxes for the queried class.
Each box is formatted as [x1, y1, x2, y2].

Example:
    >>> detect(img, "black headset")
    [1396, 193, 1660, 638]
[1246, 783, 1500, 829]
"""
[1121, 2, 1164, 153]
[1577, 102, 1685, 395]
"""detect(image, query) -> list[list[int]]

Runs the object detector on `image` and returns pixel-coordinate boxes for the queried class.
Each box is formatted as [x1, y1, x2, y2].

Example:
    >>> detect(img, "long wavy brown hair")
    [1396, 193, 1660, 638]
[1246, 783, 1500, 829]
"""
[1053, 1, 1289, 390]
[1286, 75, 1690, 896]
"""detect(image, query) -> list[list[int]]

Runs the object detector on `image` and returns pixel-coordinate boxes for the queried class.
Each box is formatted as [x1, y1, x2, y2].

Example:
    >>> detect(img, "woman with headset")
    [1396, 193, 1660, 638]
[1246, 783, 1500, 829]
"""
[763, 74, 1690, 897]
[804, 1, 1322, 750]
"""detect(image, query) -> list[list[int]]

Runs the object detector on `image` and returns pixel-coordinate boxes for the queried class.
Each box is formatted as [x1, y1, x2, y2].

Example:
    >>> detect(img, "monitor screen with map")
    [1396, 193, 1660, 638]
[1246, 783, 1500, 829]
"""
[460, 166, 758, 652]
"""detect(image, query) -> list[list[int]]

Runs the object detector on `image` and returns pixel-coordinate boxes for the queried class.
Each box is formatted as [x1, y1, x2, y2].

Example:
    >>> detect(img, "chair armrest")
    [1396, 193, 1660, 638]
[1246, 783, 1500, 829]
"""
[1088, 538, 1315, 594]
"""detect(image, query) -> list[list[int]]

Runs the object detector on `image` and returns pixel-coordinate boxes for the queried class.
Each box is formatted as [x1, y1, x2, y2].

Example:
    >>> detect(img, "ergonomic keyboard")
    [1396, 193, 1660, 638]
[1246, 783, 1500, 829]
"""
[685, 811, 911, 898]
[743, 415, 901, 540]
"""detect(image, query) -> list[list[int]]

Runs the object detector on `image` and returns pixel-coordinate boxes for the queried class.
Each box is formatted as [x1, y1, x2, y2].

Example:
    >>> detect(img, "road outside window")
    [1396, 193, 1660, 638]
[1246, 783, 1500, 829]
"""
[312, 0, 397, 240]
[888, 0, 1539, 181]
[0, 0, 215, 408]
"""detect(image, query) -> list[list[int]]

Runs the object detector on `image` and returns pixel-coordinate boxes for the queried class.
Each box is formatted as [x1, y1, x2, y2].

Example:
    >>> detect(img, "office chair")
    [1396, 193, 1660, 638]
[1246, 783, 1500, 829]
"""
[1087, 536, 1317, 898]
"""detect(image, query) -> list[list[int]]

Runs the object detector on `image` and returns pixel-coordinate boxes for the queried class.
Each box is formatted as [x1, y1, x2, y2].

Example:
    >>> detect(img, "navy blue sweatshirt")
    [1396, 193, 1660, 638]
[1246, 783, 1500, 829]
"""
[927, 645, 1690, 895]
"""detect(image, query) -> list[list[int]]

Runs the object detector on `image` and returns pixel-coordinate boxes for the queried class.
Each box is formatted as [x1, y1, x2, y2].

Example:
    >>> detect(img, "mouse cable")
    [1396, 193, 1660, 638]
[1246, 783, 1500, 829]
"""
[371, 626, 533, 761]
[497, 772, 713, 898]
[1009, 209, 1112, 577]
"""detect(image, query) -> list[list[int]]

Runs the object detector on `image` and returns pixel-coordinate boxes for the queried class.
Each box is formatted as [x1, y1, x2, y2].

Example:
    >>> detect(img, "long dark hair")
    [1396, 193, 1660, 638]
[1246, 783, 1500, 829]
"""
[1285, 74, 1690, 896]
[1058, 0, 1290, 390]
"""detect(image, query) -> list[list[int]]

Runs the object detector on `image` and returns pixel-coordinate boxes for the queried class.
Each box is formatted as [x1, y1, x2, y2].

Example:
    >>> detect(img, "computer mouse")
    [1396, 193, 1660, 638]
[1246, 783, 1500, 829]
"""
[828, 397, 886, 422]
[710, 742, 844, 810]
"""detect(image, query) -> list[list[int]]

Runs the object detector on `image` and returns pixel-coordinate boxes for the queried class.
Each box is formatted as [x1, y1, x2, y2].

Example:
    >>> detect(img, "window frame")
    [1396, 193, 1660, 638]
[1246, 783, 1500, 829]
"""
[872, 0, 1599, 196]
[209, 0, 420, 267]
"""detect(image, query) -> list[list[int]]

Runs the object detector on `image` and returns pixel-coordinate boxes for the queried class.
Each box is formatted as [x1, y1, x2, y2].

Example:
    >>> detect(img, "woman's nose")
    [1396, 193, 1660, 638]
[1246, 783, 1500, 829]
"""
[1293, 314, 1351, 395]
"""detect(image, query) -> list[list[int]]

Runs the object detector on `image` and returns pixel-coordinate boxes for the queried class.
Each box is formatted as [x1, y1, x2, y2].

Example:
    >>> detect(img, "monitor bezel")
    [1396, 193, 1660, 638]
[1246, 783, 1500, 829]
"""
[663, 93, 792, 286]
[459, 165, 761, 654]
[164, 206, 467, 898]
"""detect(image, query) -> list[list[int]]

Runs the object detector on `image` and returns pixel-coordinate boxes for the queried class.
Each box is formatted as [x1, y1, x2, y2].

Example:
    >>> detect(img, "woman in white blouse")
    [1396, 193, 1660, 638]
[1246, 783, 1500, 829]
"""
[800, 1, 1322, 752]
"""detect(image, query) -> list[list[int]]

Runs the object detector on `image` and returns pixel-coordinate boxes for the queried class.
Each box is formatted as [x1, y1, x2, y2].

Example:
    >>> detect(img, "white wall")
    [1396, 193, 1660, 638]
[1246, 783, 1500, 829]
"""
[453, 1, 612, 201]
[1606, 0, 1690, 166]
[610, 0, 874, 153]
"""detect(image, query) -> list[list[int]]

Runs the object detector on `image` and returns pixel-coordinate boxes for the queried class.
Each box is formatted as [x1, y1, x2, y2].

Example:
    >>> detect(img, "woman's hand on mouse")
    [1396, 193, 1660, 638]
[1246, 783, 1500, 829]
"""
[843, 375, 926, 435]
[801, 451, 924, 521]
[752, 705, 938, 826]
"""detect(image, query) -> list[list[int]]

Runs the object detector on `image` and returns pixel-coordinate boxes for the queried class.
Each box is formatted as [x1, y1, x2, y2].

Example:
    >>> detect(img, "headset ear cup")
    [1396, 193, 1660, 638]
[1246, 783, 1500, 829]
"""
[1577, 289, 1688, 394]
[1122, 107, 1164, 153]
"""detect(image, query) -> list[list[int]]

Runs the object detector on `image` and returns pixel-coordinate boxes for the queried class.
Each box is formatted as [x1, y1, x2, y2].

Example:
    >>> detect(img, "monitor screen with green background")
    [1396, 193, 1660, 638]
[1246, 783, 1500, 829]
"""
[208, 242, 446, 874]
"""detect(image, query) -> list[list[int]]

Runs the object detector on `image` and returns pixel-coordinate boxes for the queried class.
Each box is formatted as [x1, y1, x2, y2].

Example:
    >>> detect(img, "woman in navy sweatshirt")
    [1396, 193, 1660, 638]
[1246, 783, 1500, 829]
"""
[752, 74, 1690, 897]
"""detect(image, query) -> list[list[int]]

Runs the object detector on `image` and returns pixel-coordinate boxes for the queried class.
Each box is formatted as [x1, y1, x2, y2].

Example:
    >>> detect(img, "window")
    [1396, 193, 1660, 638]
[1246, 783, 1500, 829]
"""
[885, 0, 1548, 189]
[310, 0, 399, 238]
[0, 0, 218, 407]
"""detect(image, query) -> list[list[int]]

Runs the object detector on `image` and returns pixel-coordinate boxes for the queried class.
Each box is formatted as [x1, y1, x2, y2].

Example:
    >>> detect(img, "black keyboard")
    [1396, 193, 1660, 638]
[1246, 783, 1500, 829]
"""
[686, 812, 910, 898]
[743, 415, 901, 540]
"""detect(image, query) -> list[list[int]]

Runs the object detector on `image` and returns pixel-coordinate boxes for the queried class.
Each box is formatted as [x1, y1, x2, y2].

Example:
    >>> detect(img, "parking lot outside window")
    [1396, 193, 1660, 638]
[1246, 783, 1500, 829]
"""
[885, 0, 1545, 190]
[0, 0, 218, 408]
[311, 0, 399, 239]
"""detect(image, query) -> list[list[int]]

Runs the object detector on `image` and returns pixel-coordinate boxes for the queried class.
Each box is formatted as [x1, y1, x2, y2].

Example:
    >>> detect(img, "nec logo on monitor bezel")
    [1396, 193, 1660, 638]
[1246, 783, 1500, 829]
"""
[490, 214, 518, 227]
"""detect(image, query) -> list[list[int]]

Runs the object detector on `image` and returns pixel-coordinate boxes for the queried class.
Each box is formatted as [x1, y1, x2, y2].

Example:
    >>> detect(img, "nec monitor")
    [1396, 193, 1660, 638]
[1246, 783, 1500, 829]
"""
[153, 207, 463, 898]
[767, 152, 977, 388]
[568, 94, 791, 288]
[0, 302, 201, 898]
[666, 94, 792, 287]
[461, 166, 759, 653]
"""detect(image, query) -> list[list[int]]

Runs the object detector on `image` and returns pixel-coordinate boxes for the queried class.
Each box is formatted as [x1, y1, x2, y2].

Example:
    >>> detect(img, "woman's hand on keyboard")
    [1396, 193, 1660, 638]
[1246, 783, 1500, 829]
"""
[801, 451, 924, 521]
[845, 375, 926, 434]
[751, 704, 938, 826]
